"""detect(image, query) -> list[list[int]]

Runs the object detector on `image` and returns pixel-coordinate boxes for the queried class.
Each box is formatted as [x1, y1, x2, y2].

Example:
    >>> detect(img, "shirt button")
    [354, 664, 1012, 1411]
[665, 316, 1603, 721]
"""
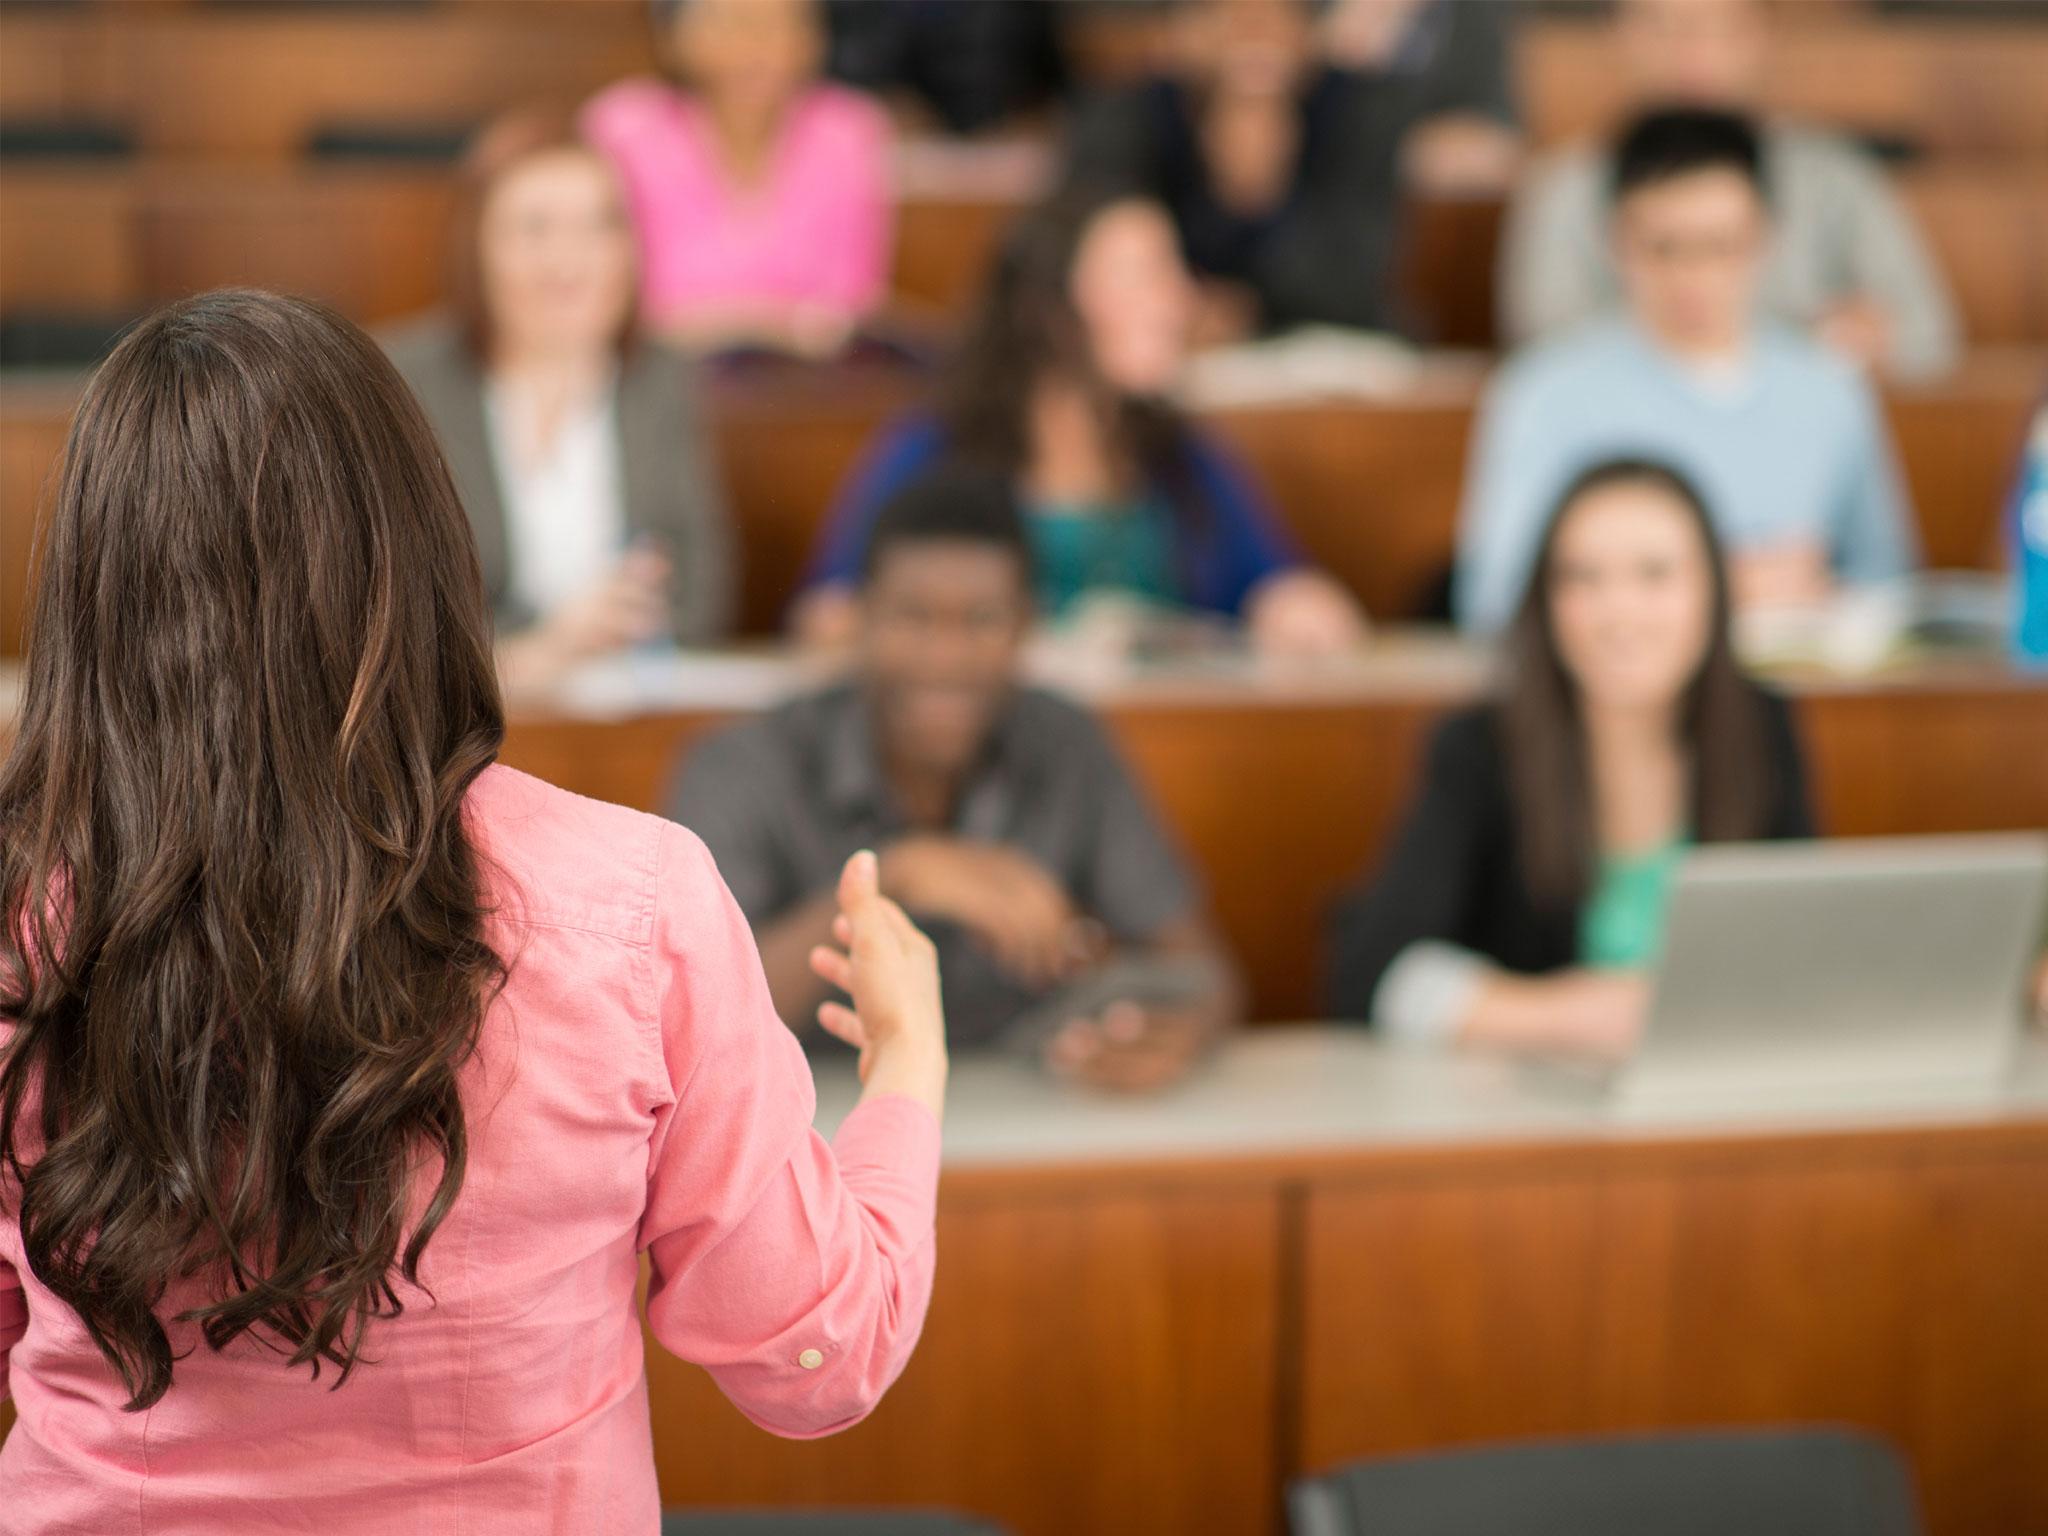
[798, 1348, 823, 1370]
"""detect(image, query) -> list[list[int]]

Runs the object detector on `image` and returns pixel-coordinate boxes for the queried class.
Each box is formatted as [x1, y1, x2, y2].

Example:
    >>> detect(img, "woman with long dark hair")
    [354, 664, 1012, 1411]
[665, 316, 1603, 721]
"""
[792, 185, 1367, 656]
[0, 290, 947, 1530]
[1327, 458, 1814, 1056]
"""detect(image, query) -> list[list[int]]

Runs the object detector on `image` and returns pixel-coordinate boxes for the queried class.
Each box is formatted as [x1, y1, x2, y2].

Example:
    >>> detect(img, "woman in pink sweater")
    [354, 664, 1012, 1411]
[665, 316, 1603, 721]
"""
[0, 288, 948, 1533]
[583, 0, 893, 358]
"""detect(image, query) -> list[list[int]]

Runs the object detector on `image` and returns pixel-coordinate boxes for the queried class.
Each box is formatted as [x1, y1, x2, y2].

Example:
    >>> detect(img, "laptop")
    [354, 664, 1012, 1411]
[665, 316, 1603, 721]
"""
[1609, 833, 2048, 1117]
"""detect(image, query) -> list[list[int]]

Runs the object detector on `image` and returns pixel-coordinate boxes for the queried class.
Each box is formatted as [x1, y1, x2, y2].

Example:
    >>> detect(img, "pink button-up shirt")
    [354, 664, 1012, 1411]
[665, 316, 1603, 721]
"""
[0, 765, 941, 1533]
[581, 80, 893, 328]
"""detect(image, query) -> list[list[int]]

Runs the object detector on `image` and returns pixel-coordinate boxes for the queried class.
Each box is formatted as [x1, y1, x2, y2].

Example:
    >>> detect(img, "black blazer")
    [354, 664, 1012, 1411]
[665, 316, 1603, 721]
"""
[1325, 692, 1816, 1022]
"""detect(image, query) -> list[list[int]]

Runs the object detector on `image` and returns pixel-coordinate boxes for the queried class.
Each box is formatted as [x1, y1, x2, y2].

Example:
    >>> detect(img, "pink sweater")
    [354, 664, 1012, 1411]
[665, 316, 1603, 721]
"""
[581, 80, 893, 327]
[0, 765, 941, 1533]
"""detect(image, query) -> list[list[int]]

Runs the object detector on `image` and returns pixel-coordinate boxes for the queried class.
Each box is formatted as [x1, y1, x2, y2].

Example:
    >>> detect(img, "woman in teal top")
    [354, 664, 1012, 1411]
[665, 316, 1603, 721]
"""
[1329, 458, 1815, 1059]
[794, 185, 1368, 651]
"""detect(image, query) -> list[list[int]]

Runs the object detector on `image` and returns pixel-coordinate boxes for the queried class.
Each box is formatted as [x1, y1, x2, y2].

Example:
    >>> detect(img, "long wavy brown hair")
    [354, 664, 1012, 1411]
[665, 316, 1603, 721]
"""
[0, 289, 507, 1410]
[941, 183, 1216, 559]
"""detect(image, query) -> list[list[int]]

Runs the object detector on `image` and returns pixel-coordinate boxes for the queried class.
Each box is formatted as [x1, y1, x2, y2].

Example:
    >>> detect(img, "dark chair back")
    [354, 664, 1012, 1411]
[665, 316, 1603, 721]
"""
[1289, 1428, 1923, 1536]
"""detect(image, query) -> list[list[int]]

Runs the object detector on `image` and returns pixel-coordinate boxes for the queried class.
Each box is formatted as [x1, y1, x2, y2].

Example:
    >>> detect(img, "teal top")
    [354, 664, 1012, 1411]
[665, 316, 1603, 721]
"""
[1026, 496, 1179, 618]
[1577, 837, 1689, 970]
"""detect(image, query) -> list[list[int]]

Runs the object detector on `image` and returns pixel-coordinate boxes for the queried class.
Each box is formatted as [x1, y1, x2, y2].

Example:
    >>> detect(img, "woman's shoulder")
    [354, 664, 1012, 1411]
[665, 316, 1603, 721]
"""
[1423, 703, 1513, 796]
[581, 77, 693, 147]
[788, 83, 892, 154]
[467, 763, 707, 946]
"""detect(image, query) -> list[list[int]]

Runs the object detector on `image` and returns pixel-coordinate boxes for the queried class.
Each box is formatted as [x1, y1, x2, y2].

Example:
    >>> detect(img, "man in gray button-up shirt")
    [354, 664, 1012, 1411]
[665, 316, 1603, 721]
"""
[669, 465, 1241, 1090]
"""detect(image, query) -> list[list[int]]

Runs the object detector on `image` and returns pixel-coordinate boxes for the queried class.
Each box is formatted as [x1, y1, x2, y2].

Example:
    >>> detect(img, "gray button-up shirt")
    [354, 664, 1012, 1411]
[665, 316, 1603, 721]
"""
[668, 682, 1198, 1049]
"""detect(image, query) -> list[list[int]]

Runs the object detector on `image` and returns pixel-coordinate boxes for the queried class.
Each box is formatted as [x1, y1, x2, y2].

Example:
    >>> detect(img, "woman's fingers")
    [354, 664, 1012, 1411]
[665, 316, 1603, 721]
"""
[809, 943, 855, 994]
[833, 912, 854, 947]
[817, 1000, 867, 1050]
[837, 848, 882, 919]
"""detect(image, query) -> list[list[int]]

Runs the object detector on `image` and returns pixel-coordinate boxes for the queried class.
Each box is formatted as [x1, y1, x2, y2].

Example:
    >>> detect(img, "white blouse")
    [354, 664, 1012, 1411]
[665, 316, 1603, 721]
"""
[482, 378, 627, 622]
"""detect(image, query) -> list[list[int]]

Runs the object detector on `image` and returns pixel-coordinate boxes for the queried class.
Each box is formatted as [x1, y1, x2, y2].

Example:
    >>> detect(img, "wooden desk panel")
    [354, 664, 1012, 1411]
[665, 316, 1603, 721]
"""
[1296, 1132, 2048, 1536]
[645, 1185, 1285, 1536]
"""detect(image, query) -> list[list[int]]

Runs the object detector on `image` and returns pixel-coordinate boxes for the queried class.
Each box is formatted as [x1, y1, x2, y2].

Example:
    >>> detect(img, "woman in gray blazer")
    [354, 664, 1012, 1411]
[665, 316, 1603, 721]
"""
[385, 111, 733, 702]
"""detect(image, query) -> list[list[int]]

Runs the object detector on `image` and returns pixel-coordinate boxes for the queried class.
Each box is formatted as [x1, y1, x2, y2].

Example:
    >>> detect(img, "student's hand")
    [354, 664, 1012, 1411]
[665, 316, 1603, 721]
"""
[544, 545, 673, 659]
[1462, 969, 1649, 1061]
[790, 585, 862, 652]
[881, 837, 1102, 988]
[1245, 569, 1370, 660]
[1043, 1001, 1218, 1095]
[1815, 298, 1892, 370]
[1400, 115, 1523, 197]
[807, 851, 946, 1101]
[1730, 539, 1833, 613]
[494, 547, 672, 707]
[1191, 280, 1262, 349]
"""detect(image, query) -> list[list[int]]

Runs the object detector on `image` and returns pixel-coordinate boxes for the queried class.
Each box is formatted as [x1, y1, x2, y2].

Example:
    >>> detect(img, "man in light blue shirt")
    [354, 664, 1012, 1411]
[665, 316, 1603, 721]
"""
[1457, 106, 1918, 634]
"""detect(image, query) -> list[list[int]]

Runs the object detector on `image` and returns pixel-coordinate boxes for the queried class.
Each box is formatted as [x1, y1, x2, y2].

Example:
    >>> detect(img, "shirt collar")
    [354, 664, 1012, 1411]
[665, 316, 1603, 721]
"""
[817, 684, 1031, 837]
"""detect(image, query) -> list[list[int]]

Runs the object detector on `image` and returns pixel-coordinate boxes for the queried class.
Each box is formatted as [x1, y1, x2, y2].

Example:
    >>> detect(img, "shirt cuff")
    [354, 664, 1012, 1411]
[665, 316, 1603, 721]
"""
[1372, 940, 1492, 1047]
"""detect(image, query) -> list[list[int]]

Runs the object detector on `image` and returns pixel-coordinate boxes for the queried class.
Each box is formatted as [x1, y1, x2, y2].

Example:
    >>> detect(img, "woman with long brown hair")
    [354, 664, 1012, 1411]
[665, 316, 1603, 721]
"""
[0, 290, 947, 1531]
[791, 184, 1367, 656]
[1327, 457, 1814, 1056]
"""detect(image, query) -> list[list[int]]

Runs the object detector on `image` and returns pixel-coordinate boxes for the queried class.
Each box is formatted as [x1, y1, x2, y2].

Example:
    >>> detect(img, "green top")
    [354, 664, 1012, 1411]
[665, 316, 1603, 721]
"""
[1577, 837, 1689, 970]
[1027, 496, 1179, 619]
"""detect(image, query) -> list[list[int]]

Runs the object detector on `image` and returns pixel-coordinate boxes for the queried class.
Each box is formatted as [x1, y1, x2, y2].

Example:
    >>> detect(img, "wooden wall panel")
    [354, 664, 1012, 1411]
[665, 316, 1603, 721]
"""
[0, 405, 65, 655]
[1297, 1136, 2048, 1536]
[0, 168, 139, 315]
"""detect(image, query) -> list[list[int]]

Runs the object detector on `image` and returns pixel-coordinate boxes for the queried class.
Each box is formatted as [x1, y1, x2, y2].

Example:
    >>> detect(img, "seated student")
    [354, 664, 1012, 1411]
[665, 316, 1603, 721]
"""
[1318, 0, 1523, 197]
[1457, 107, 1918, 635]
[675, 465, 1241, 1093]
[822, 0, 1068, 136]
[1500, 0, 1958, 378]
[1062, 0, 1411, 342]
[385, 112, 732, 705]
[1331, 459, 1815, 1057]
[794, 186, 1366, 656]
[582, 0, 891, 358]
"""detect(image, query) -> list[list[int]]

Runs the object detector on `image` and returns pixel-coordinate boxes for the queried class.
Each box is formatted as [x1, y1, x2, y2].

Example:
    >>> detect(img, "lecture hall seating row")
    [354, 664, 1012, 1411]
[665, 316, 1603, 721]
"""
[488, 656, 2048, 1022]
[4, 161, 2044, 356]
[5, 2, 2048, 161]
[3, 350, 2040, 652]
[3, 352, 2040, 652]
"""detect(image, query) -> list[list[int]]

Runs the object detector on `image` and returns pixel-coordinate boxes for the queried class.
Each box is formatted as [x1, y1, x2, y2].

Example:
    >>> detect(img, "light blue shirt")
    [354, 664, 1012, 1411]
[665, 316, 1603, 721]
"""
[1454, 319, 1919, 633]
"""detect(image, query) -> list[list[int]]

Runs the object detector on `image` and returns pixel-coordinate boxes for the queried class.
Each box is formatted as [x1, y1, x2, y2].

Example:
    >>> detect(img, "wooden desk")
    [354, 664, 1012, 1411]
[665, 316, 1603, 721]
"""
[496, 643, 2048, 1022]
[642, 1029, 2048, 1536]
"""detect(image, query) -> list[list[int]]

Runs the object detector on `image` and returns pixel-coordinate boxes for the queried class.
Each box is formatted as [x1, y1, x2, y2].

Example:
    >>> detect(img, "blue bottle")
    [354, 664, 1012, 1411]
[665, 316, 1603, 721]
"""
[2015, 403, 2048, 670]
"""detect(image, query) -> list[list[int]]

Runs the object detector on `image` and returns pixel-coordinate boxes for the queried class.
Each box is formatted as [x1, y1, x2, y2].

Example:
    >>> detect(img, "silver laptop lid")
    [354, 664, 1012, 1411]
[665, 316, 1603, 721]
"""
[1631, 834, 2048, 1100]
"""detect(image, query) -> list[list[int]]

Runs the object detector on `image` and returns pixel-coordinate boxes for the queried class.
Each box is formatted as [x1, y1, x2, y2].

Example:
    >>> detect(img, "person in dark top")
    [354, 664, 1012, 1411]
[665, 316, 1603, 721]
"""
[1064, 0, 1402, 340]
[820, 0, 1068, 135]
[676, 464, 1242, 1093]
[1062, 0, 1521, 341]
[795, 184, 1366, 655]
[1328, 458, 1815, 1058]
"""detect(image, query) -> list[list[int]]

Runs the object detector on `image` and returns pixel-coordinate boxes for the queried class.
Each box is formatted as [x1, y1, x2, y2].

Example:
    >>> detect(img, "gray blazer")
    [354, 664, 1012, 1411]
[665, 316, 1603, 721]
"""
[381, 314, 734, 644]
